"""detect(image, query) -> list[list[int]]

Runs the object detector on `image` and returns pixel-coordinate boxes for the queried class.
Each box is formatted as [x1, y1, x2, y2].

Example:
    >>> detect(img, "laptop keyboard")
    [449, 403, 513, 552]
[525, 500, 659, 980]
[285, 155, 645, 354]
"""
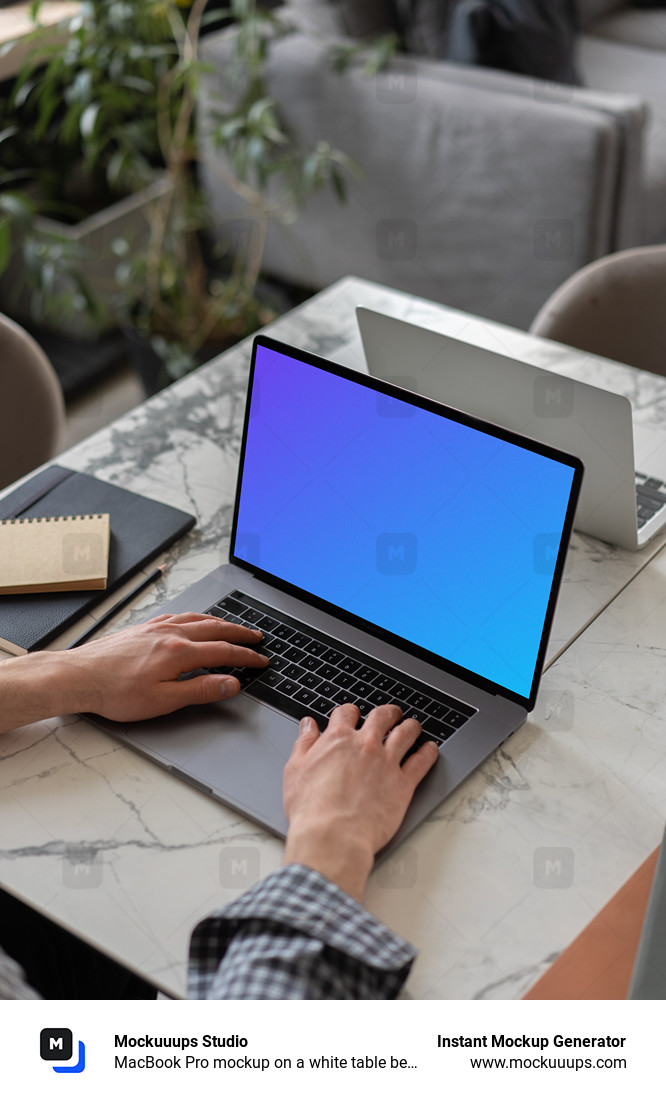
[205, 590, 476, 748]
[636, 473, 666, 528]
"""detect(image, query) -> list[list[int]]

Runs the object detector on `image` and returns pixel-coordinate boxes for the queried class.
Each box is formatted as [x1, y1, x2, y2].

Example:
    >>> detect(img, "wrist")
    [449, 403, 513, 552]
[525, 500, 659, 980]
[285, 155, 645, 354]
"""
[283, 822, 374, 903]
[41, 650, 92, 715]
[0, 649, 80, 733]
[27, 649, 84, 717]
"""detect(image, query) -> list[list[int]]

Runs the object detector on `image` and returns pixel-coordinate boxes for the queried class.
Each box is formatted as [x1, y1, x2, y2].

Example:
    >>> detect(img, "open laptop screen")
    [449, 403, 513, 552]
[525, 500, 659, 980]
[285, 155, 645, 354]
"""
[232, 339, 580, 705]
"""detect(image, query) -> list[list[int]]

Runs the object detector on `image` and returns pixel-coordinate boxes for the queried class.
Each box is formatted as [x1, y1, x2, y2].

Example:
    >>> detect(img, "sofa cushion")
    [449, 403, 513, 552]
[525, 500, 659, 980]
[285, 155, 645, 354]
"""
[283, 0, 346, 35]
[577, 0, 625, 28]
[446, 1, 581, 83]
[200, 29, 630, 328]
[591, 9, 666, 47]
[579, 33, 666, 240]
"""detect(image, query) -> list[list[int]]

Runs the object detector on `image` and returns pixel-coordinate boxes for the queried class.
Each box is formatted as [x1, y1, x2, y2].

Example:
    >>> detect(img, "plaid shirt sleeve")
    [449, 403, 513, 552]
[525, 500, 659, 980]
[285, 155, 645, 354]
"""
[188, 863, 417, 1000]
[0, 946, 40, 1000]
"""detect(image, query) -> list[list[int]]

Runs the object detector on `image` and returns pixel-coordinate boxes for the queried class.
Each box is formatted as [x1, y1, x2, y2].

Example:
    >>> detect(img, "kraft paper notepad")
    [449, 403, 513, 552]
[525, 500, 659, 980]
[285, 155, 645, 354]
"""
[0, 464, 195, 655]
[0, 513, 110, 595]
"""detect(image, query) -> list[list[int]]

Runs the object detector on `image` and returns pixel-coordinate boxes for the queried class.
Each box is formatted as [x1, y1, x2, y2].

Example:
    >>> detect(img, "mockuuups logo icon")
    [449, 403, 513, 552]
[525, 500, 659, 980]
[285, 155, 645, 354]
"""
[40, 1028, 86, 1074]
[376, 533, 418, 575]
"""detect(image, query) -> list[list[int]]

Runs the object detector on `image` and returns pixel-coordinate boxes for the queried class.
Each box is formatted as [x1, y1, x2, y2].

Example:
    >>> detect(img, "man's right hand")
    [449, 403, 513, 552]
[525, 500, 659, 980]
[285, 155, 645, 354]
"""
[282, 703, 438, 902]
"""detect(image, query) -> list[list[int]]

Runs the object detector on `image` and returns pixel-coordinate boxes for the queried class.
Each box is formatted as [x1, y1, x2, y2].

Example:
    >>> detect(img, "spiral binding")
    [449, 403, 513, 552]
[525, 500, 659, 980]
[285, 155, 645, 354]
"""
[1, 515, 105, 525]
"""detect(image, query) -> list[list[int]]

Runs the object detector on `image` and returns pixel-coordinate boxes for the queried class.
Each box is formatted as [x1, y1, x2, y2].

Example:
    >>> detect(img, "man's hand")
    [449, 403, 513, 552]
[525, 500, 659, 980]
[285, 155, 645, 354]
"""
[0, 613, 268, 732]
[283, 704, 439, 902]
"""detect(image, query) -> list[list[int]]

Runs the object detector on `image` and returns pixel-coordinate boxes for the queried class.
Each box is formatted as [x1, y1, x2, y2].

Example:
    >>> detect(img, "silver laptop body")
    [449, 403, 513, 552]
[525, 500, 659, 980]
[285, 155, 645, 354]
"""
[358, 307, 666, 551]
[92, 336, 582, 855]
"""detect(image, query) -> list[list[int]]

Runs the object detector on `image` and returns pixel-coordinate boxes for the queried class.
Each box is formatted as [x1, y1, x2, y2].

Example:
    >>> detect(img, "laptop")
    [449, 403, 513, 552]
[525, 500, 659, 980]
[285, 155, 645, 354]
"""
[92, 335, 582, 854]
[357, 307, 666, 551]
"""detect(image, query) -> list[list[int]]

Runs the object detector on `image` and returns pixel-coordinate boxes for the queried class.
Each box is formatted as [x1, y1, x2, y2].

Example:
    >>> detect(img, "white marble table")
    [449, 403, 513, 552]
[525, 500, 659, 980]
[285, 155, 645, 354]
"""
[2, 276, 666, 998]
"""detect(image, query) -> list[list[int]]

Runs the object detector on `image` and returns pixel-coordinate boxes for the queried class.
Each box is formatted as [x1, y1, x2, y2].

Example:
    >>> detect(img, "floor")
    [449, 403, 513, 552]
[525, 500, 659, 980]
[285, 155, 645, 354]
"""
[62, 362, 144, 451]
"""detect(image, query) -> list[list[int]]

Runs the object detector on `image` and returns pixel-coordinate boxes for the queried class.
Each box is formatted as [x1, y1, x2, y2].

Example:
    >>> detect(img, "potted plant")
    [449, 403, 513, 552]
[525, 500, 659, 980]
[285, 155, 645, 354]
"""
[0, 0, 178, 338]
[0, 0, 389, 390]
[112, 0, 365, 391]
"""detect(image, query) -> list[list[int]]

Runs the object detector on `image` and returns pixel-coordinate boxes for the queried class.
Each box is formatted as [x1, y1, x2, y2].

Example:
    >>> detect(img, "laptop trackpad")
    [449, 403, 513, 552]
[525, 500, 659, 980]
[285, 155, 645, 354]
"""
[109, 694, 297, 836]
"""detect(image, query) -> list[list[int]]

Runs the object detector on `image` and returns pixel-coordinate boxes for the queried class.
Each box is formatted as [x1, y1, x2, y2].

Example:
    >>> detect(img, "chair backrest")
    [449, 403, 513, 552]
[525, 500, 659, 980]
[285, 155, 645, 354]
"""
[530, 245, 666, 378]
[0, 312, 65, 492]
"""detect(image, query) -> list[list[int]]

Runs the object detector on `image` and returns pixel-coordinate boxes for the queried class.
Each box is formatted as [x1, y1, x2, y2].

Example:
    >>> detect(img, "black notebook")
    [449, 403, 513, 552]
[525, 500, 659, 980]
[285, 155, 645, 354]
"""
[0, 465, 196, 654]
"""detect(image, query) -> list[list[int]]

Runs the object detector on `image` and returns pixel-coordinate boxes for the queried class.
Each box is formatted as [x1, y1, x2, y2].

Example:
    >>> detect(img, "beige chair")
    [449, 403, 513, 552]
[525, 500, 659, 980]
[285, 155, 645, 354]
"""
[0, 312, 65, 492]
[530, 244, 666, 378]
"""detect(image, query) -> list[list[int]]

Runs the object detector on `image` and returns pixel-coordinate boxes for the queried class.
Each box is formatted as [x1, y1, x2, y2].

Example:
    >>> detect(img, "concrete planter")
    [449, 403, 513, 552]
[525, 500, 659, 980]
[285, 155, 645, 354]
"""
[0, 174, 171, 339]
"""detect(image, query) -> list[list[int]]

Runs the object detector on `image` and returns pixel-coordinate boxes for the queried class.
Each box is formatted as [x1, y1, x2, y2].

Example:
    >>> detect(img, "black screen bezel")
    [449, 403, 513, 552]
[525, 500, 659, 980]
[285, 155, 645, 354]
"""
[229, 334, 583, 711]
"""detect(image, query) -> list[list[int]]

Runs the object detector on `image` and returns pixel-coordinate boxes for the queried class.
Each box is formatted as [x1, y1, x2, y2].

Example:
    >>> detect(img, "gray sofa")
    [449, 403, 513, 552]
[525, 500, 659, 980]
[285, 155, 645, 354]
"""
[199, 1, 666, 329]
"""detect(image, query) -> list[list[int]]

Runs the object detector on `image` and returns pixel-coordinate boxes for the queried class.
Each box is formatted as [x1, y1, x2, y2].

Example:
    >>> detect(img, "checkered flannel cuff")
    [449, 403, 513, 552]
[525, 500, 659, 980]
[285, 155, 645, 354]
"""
[188, 863, 416, 1000]
[0, 946, 40, 1000]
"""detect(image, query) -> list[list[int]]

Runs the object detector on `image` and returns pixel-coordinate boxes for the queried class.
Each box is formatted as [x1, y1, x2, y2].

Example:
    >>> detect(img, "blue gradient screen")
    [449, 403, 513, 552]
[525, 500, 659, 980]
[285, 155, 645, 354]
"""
[233, 344, 575, 699]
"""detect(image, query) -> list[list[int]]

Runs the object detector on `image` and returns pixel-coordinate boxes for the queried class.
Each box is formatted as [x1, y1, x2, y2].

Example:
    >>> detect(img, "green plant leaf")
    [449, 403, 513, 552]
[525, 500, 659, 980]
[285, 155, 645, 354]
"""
[0, 192, 35, 220]
[13, 78, 38, 109]
[0, 125, 18, 147]
[330, 166, 347, 203]
[119, 76, 155, 94]
[363, 33, 400, 75]
[80, 102, 101, 139]
[65, 68, 93, 105]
